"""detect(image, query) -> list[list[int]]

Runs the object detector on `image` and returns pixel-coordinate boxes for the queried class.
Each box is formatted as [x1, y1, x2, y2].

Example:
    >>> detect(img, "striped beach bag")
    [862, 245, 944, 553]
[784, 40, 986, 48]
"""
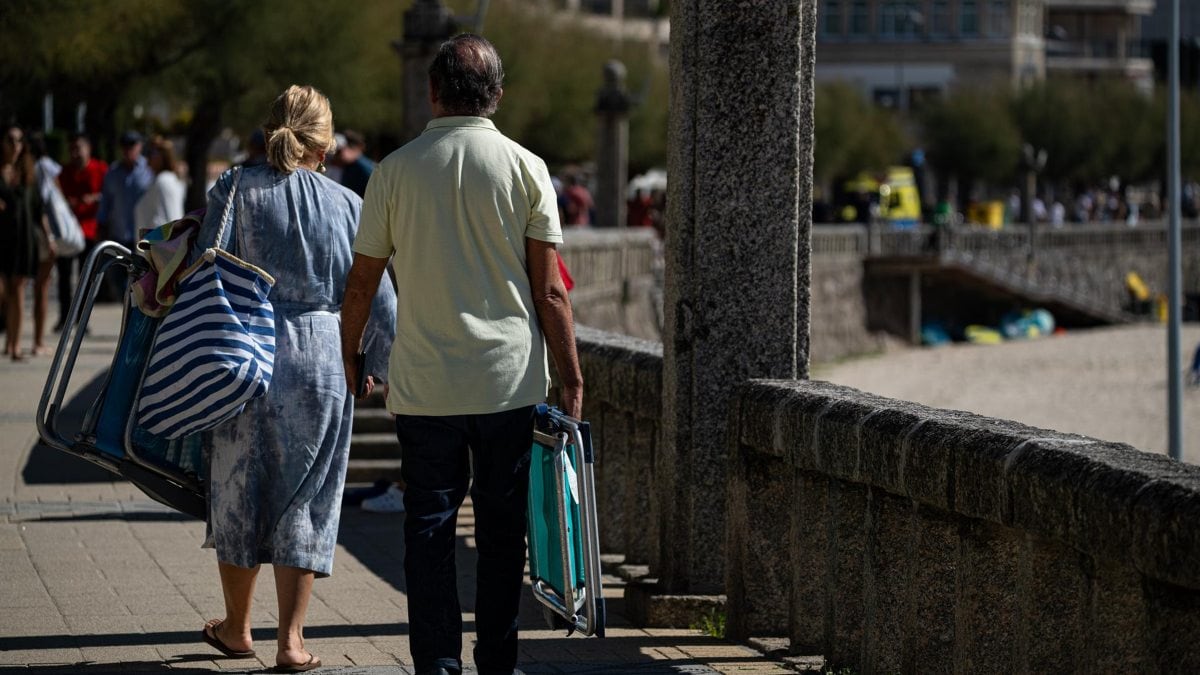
[136, 168, 277, 439]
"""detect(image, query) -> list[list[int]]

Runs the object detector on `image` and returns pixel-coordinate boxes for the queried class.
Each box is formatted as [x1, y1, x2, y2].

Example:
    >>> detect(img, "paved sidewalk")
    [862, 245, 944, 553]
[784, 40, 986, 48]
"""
[0, 304, 795, 674]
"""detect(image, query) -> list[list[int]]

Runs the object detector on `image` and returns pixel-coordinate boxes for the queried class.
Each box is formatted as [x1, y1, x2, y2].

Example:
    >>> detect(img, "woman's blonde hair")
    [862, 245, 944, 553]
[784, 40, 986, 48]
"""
[263, 85, 334, 175]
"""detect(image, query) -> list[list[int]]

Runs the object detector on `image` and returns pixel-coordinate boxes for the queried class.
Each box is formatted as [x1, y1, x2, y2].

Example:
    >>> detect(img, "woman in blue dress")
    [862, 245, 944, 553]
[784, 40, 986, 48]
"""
[197, 85, 395, 672]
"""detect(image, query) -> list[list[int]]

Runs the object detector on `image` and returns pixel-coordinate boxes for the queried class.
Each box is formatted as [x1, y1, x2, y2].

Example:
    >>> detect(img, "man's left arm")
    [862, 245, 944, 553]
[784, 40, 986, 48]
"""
[527, 237, 582, 419]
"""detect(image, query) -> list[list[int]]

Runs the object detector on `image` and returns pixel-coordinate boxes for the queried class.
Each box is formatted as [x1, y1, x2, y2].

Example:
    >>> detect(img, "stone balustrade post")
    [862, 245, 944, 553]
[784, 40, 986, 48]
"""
[658, 0, 814, 594]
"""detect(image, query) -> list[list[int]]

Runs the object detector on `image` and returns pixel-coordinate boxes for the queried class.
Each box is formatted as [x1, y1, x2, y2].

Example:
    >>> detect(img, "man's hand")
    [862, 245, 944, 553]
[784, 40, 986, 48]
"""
[559, 383, 583, 420]
[341, 356, 376, 400]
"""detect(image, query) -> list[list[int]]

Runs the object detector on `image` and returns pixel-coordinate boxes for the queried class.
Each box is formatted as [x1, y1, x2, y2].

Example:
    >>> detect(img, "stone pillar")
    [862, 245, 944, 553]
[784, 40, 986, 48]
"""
[595, 61, 631, 229]
[658, 1, 815, 593]
[397, 0, 457, 143]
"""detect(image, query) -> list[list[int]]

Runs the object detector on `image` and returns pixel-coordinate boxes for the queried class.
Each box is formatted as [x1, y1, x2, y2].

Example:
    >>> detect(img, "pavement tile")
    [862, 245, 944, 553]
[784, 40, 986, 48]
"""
[0, 649, 85, 666]
[53, 594, 131, 617]
[78, 645, 166, 664]
[62, 614, 145, 635]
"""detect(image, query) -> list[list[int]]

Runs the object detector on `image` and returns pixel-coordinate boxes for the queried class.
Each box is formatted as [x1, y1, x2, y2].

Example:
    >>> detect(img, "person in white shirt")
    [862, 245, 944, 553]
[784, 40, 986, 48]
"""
[134, 137, 186, 236]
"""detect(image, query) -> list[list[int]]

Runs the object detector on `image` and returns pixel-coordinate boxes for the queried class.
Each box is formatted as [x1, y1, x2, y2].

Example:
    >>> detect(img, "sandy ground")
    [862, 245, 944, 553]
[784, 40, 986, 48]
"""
[815, 324, 1200, 464]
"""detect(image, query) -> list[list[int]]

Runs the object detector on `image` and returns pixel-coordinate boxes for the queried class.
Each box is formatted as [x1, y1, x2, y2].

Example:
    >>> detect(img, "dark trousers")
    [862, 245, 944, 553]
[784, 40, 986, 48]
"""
[396, 405, 534, 675]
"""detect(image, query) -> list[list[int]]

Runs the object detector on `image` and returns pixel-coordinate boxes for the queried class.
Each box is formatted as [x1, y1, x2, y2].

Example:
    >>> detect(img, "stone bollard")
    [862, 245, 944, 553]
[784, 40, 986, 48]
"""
[594, 60, 630, 230]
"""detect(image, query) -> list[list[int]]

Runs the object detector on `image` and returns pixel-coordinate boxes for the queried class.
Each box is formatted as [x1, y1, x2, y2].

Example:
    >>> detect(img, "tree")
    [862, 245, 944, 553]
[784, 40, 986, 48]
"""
[920, 87, 1021, 203]
[1012, 79, 1157, 190]
[813, 82, 909, 186]
[479, 0, 668, 169]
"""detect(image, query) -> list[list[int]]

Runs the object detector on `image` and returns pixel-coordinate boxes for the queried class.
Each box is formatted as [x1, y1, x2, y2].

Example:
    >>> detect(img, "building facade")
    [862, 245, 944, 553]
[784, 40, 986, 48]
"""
[816, 0, 1047, 107]
[816, 0, 1157, 104]
[1045, 0, 1155, 90]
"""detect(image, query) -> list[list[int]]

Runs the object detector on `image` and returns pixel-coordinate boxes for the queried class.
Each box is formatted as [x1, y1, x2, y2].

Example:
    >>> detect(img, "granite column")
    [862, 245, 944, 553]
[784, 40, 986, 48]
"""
[658, 1, 814, 593]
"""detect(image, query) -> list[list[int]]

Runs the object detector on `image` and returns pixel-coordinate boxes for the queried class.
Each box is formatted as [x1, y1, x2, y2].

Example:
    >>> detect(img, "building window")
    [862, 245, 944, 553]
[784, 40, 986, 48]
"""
[849, 0, 869, 36]
[987, 0, 1010, 37]
[821, 0, 843, 38]
[879, 0, 922, 39]
[930, 0, 951, 36]
[960, 0, 979, 37]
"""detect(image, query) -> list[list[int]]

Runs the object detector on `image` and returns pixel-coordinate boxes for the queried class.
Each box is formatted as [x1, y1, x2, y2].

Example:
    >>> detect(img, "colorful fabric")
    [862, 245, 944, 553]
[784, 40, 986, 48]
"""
[132, 212, 203, 317]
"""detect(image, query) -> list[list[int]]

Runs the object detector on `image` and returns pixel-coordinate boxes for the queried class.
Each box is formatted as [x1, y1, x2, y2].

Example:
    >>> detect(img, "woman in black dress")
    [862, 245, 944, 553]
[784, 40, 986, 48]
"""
[1, 126, 54, 360]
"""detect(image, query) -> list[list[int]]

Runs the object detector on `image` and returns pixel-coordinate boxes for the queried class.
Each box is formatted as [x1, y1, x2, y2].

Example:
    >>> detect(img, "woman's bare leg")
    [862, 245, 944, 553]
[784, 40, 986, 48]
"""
[5, 276, 26, 359]
[32, 259, 52, 353]
[274, 565, 316, 666]
[207, 561, 259, 653]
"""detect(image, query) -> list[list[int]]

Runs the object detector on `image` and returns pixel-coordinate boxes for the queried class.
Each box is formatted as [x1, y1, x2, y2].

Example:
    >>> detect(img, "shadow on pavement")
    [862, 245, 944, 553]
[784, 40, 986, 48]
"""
[28, 510, 195, 522]
[0, 623, 415, 652]
[22, 370, 123, 485]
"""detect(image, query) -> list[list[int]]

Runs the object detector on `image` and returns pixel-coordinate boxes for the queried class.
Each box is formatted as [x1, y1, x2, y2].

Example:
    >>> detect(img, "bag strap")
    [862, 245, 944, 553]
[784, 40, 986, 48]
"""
[212, 167, 243, 252]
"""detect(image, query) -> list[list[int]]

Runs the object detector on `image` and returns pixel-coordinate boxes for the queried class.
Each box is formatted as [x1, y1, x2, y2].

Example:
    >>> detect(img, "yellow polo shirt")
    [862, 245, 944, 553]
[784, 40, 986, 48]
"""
[353, 116, 563, 415]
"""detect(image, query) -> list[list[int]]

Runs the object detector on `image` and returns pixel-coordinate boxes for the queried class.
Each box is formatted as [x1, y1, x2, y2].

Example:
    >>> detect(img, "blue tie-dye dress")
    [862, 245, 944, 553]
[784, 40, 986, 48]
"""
[195, 164, 395, 577]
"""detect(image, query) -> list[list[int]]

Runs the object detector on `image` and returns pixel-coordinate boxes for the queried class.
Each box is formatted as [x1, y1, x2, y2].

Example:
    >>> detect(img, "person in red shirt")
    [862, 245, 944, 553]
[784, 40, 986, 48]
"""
[56, 134, 107, 329]
[563, 173, 593, 226]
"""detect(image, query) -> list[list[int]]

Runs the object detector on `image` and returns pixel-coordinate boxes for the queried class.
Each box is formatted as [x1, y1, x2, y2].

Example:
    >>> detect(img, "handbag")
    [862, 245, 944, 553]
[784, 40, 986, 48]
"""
[36, 163, 85, 257]
[135, 167, 277, 439]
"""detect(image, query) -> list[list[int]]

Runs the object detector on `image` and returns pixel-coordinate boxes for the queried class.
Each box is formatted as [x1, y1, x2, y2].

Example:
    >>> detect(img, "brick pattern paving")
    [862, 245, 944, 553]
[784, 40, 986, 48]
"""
[0, 306, 798, 673]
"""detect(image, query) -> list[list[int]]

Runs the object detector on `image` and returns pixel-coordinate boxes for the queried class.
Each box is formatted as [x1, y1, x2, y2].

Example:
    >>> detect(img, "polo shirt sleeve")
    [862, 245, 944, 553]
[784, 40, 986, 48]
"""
[354, 163, 396, 259]
[524, 156, 563, 244]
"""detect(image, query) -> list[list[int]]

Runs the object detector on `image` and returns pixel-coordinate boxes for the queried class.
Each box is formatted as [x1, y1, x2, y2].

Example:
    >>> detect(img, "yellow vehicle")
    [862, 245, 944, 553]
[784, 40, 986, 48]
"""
[878, 167, 921, 229]
[966, 200, 1005, 229]
[839, 167, 922, 228]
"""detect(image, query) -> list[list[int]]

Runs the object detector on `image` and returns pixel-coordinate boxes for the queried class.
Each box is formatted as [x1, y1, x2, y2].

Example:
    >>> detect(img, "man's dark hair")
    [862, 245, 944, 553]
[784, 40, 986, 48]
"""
[69, 132, 91, 145]
[429, 33, 504, 117]
[343, 129, 366, 149]
[27, 131, 48, 159]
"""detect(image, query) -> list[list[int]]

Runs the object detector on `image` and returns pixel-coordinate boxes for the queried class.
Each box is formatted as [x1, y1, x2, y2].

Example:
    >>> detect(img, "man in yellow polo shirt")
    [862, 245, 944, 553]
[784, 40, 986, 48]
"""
[339, 34, 582, 675]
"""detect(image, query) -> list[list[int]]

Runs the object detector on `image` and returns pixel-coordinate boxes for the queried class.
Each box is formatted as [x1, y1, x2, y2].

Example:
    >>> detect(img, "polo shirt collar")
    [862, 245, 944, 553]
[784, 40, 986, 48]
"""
[424, 116, 498, 132]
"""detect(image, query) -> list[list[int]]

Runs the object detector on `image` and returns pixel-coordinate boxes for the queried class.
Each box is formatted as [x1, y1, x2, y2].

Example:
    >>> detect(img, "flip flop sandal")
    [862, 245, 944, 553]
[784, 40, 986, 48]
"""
[200, 621, 256, 658]
[273, 653, 322, 672]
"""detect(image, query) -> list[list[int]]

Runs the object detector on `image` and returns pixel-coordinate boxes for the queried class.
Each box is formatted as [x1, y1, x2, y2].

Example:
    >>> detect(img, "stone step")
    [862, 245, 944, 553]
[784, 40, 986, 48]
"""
[346, 458, 402, 484]
[355, 392, 388, 409]
[352, 408, 394, 434]
[349, 433, 401, 460]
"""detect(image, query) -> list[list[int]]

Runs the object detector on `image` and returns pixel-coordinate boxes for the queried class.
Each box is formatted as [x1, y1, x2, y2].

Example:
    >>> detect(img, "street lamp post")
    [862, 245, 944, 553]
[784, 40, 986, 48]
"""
[1022, 143, 1047, 262]
[1168, 0, 1184, 461]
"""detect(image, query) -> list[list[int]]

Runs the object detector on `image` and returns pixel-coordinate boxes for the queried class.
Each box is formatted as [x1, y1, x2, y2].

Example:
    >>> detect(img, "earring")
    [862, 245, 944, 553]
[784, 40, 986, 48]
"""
[317, 161, 326, 174]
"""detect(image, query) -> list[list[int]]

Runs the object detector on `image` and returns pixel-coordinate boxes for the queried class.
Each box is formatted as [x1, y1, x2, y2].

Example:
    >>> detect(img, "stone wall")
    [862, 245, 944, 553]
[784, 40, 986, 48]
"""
[559, 228, 662, 341]
[726, 378, 1200, 673]
[810, 226, 886, 362]
[562, 326, 664, 567]
[570, 326, 1200, 671]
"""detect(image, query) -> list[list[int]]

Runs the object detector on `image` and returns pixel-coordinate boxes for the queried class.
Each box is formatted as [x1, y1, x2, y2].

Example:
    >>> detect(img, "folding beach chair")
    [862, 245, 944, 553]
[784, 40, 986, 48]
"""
[37, 242, 207, 520]
[527, 403, 605, 637]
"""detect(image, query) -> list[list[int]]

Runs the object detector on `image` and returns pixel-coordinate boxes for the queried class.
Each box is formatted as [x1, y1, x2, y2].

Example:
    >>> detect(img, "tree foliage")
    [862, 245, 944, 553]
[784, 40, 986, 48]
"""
[920, 87, 1021, 188]
[813, 82, 909, 183]
[1011, 80, 1158, 187]
[0, 0, 668, 190]
[477, 1, 668, 171]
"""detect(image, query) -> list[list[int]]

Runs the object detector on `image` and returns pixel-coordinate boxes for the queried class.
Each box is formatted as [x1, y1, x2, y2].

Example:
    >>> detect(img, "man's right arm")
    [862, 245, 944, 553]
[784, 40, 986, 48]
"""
[527, 237, 582, 419]
[341, 253, 390, 398]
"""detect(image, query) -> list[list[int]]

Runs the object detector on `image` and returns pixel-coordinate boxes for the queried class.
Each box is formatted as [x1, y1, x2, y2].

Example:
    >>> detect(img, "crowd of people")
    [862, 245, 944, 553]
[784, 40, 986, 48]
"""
[549, 168, 665, 233]
[0, 122, 380, 362]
